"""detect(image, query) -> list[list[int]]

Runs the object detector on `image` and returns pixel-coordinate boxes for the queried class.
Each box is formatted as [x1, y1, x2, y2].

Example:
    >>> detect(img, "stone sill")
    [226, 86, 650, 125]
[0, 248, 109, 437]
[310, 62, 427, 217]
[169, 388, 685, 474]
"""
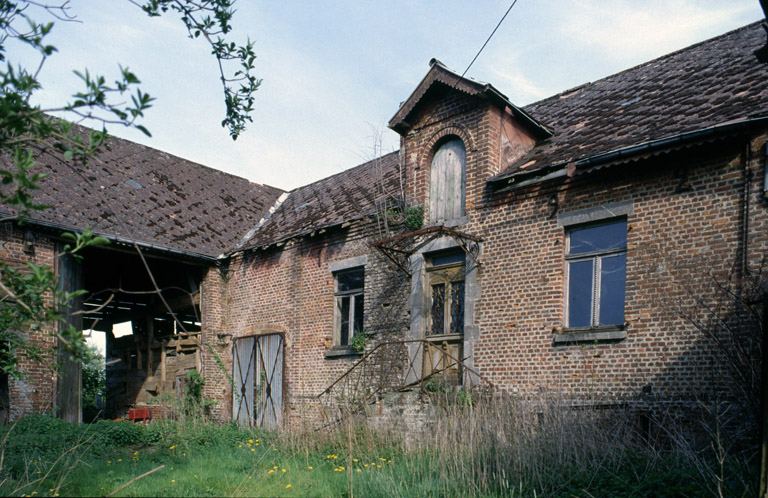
[324, 348, 363, 359]
[553, 327, 627, 345]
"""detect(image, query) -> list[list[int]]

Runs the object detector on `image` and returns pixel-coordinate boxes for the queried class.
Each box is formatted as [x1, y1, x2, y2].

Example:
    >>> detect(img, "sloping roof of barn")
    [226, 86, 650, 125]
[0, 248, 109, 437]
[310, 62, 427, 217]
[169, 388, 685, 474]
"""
[236, 151, 401, 251]
[15, 131, 284, 258]
[492, 20, 768, 183]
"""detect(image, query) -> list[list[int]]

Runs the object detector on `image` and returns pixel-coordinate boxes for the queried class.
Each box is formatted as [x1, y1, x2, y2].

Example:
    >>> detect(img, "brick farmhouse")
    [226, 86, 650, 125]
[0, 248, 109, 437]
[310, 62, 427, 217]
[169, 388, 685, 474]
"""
[1, 21, 767, 431]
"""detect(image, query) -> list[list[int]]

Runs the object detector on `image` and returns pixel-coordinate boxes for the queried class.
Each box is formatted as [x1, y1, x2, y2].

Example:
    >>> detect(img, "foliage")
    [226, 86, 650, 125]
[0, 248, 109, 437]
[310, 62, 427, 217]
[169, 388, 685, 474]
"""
[349, 331, 367, 352]
[136, 0, 260, 139]
[0, 411, 757, 497]
[81, 346, 105, 422]
[0, 0, 259, 377]
[403, 205, 423, 232]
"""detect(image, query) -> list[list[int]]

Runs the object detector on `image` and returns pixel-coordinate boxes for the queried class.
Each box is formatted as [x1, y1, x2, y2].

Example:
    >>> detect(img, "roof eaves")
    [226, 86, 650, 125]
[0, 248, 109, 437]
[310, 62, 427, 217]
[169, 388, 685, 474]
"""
[2, 214, 219, 263]
[489, 116, 768, 191]
[389, 59, 551, 138]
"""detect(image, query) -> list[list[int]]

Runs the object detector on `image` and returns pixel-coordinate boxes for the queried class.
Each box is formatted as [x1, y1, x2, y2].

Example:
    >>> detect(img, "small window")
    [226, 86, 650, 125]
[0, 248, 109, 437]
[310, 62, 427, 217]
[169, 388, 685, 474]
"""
[427, 251, 465, 336]
[565, 220, 626, 329]
[334, 268, 364, 347]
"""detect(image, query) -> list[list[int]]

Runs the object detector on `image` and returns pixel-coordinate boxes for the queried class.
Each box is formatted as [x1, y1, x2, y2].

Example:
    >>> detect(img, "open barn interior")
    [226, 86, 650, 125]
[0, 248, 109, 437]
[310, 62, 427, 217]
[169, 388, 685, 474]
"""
[80, 244, 209, 418]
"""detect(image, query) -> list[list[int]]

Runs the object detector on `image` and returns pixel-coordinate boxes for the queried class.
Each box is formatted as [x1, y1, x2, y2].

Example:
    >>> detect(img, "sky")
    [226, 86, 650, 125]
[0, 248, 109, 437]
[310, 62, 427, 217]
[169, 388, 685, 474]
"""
[11, 1, 766, 191]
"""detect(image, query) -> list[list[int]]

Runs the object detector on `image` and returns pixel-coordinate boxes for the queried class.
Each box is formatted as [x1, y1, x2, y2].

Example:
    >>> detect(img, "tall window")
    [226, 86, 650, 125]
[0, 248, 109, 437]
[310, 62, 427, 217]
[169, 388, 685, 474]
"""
[427, 251, 465, 336]
[429, 138, 466, 223]
[566, 220, 626, 328]
[334, 268, 364, 347]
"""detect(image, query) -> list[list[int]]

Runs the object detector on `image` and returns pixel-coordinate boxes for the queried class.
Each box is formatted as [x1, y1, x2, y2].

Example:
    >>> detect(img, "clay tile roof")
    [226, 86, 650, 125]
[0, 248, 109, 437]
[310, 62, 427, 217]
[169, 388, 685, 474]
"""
[492, 20, 768, 182]
[18, 130, 284, 258]
[238, 151, 401, 250]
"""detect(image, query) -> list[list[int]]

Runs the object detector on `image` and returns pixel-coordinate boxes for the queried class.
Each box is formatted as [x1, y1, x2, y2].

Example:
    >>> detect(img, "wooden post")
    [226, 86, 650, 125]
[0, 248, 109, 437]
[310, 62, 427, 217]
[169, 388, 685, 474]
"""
[56, 250, 83, 424]
[760, 297, 768, 498]
[145, 314, 153, 376]
[161, 343, 166, 387]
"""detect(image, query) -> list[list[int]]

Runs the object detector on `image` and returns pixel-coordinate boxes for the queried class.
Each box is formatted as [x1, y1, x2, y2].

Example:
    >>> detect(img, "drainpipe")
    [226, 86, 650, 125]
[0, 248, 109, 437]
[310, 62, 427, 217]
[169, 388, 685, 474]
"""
[743, 141, 753, 277]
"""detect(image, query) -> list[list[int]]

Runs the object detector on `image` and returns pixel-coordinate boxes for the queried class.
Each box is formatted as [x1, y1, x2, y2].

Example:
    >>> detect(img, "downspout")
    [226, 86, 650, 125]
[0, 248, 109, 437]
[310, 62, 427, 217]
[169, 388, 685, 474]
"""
[743, 141, 753, 277]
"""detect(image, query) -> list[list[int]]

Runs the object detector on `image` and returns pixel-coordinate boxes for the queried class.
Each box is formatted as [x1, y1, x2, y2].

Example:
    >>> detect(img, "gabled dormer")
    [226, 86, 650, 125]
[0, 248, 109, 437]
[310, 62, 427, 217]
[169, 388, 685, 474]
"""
[389, 60, 551, 226]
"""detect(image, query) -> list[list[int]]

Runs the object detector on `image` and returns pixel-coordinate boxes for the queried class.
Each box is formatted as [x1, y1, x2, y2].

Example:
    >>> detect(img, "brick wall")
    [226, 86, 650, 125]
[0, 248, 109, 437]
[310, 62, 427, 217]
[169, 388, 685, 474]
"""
[214, 220, 409, 427]
[0, 223, 59, 419]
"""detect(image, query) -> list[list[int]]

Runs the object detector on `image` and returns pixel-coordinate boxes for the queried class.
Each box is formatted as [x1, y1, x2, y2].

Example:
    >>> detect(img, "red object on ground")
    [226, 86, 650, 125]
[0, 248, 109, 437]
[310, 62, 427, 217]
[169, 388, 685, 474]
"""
[128, 408, 152, 423]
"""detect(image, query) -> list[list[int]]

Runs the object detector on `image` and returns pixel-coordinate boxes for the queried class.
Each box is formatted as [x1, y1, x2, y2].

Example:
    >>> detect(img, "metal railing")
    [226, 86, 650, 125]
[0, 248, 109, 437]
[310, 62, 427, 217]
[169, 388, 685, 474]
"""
[317, 339, 494, 426]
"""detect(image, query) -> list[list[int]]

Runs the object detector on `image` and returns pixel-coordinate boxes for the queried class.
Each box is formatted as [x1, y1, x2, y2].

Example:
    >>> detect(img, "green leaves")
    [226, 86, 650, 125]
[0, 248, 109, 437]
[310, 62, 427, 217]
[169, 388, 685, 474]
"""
[0, 0, 259, 380]
[136, 0, 260, 138]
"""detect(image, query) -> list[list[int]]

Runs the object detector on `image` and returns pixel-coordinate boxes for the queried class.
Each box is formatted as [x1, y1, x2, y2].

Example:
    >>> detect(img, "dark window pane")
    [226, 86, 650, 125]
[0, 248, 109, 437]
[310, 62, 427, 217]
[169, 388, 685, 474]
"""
[337, 269, 364, 292]
[430, 284, 445, 335]
[569, 221, 627, 254]
[353, 294, 364, 333]
[339, 296, 350, 345]
[430, 251, 465, 267]
[568, 260, 594, 328]
[599, 254, 626, 326]
[450, 281, 465, 334]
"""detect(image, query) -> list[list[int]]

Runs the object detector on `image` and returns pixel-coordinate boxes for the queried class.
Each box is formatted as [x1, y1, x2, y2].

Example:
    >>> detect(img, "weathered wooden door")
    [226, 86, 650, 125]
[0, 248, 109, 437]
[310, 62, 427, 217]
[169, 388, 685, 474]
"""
[232, 334, 284, 429]
[429, 138, 466, 222]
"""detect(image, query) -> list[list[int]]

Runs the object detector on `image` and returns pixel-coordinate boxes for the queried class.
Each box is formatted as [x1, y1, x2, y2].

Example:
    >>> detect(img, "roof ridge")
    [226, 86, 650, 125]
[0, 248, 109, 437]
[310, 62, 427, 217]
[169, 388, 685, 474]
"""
[286, 150, 400, 194]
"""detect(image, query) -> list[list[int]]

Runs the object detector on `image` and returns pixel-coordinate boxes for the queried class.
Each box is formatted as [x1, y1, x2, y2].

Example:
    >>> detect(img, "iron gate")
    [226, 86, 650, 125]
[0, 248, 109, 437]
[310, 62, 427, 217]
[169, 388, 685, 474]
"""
[232, 333, 284, 429]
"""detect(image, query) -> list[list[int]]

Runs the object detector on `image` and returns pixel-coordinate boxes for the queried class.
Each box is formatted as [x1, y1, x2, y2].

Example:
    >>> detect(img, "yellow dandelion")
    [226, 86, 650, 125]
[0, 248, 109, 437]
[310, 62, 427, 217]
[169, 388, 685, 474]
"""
[273, 448, 278, 451]
[268, 470, 274, 474]
[273, 466, 278, 469]
[387, 460, 392, 463]
[171, 480, 175, 483]
[308, 466, 313, 470]
[182, 453, 186, 457]
[255, 443, 259, 446]
[339, 466, 345, 471]
[353, 458, 358, 462]
[169, 445, 176, 450]
[248, 439, 253, 443]
[356, 468, 362, 473]
[250, 448, 255, 452]
[286, 484, 292, 489]
[117, 459, 122, 462]
[377, 464, 382, 468]
[364, 464, 368, 467]
[36, 471, 41, 474]
[379, 458, 387, 461]
[248, 476, 252, 480]
[239, 444, 242, 448]
[282, 469, 287, 473]
[134, 451, 139, 455]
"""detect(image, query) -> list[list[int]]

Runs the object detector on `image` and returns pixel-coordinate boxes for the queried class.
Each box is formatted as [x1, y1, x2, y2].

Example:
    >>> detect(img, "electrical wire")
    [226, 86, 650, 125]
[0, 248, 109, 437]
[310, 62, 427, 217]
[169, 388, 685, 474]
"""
[460, 0, 520, 79]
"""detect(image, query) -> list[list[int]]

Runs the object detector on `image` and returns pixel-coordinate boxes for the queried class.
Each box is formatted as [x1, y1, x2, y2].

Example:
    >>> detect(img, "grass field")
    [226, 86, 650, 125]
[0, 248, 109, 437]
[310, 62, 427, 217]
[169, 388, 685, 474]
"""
[0, 402, 758, 497]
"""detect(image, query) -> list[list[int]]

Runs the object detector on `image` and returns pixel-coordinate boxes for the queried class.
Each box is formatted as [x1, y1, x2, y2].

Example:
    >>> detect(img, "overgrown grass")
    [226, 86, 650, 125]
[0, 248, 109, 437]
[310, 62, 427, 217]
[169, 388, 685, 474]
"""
[0, 394, 758, 497]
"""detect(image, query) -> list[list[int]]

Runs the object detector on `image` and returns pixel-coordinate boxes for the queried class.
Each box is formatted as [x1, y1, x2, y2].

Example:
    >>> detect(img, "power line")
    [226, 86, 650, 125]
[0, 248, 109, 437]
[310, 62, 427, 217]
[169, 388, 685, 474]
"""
[460, 0, 520, 79]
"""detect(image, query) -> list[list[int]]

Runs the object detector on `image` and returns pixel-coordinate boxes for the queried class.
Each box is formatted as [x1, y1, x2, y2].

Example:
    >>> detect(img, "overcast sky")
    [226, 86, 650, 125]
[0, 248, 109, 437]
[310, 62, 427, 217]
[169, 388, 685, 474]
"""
[13, 1, 765, 191]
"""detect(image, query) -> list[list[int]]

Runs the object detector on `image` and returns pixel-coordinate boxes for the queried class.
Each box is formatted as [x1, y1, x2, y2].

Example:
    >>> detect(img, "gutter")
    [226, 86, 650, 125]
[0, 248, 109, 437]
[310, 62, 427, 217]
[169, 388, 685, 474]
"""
[4, 215, 218, 264]
[490, 116, 768, 191]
